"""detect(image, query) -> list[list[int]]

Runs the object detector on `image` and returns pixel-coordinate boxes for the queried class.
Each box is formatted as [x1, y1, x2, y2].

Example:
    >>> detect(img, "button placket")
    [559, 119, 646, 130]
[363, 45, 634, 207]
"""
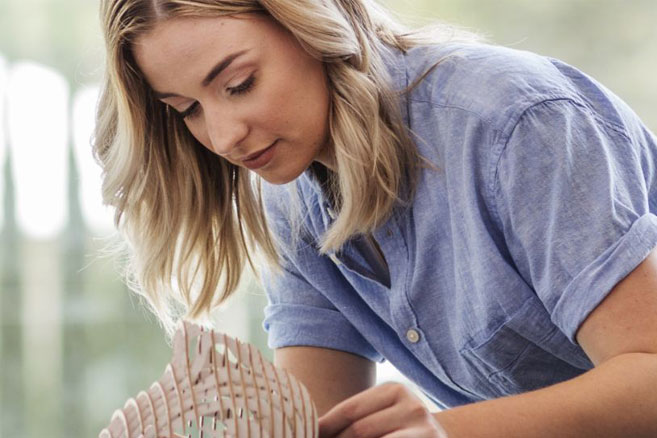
[373, 215, 403, 290]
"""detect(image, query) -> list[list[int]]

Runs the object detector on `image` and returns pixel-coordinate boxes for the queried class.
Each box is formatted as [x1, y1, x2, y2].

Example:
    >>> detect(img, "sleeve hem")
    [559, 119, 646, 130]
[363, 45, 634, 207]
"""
[263, 304, 384, 363]
[553, 213, 657, 343]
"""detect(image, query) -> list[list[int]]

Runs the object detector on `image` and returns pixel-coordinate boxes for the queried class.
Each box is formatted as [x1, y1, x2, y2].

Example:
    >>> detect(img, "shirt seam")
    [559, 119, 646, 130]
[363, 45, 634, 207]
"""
[408, 97, 494, 124]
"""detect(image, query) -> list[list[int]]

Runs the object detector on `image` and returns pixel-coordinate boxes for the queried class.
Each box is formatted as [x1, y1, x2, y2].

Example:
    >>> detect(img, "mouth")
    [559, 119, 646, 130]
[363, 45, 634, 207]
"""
[241, 140, 278, 170]
[243, 142, 275, 161]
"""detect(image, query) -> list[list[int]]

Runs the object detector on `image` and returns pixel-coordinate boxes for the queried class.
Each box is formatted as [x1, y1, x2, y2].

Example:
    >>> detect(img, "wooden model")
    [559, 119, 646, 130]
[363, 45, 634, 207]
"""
[99, 321, 318, 438]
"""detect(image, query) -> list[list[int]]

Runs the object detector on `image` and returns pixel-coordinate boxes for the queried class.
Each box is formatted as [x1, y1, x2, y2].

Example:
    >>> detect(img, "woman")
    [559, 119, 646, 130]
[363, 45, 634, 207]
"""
[95, 0, 657, 436]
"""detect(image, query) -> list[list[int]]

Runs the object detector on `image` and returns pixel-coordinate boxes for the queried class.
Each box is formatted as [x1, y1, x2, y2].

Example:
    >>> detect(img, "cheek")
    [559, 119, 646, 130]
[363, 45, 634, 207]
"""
[255, 86, 295, 131]
[263, 75, 328, 138]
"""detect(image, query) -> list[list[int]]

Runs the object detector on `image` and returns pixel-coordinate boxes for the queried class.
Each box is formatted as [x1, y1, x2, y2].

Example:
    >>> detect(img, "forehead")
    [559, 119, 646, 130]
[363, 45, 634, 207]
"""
[132, 14, 278, 92]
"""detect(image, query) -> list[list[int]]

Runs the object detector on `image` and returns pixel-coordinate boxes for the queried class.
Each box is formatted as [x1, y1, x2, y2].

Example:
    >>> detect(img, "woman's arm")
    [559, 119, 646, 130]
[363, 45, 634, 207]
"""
[275, 346, 376, 417]
[433, 353, 657, 437]
[432, 246, 657, 438]
[319, 247, 657, 437]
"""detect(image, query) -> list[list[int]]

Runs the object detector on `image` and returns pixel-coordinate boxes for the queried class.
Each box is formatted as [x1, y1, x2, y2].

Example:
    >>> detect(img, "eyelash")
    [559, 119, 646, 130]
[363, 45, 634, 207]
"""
[180, 74, 256, 119]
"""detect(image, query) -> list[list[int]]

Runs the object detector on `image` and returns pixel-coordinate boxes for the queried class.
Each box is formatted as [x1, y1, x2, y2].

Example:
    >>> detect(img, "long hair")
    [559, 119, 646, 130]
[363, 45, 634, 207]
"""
[95, 0, 482, 336]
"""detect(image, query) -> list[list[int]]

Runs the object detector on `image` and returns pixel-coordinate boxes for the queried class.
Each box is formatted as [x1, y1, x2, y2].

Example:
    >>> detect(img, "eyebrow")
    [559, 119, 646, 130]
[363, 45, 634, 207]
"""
[153, 49, 250, 99]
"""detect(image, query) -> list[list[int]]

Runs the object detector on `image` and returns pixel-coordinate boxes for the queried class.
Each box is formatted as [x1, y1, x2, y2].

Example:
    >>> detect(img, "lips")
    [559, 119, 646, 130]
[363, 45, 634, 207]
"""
[242, 140, 277, 162]
[241, 140, 278, 170]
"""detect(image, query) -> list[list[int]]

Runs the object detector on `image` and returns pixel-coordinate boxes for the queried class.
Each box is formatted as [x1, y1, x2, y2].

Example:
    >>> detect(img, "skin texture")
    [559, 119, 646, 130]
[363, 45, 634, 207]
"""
[274, 347, 376, 418]
[133, 13, 334, 184]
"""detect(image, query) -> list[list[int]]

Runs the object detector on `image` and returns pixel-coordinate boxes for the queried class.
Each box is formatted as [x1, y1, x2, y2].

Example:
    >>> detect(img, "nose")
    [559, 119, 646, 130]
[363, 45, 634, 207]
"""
[204, 105, 248, 158]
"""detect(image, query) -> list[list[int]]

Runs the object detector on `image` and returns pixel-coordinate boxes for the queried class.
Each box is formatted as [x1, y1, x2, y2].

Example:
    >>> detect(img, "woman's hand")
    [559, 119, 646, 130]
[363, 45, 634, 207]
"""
[318, 382, 449, 438]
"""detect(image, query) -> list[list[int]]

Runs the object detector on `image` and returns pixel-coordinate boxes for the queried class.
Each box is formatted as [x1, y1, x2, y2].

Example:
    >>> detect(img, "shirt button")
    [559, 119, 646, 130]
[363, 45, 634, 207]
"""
[386, 228, 393, 237]
[406, 329, 420, 343]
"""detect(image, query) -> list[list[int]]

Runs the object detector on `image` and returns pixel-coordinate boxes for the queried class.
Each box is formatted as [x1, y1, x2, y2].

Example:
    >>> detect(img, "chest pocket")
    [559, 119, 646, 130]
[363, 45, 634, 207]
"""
[458, 297, 593, 398]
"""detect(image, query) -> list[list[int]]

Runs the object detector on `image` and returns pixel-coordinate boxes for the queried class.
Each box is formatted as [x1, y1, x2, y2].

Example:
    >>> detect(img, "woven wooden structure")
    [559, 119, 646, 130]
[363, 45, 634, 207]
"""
[99, 321, 318, 438]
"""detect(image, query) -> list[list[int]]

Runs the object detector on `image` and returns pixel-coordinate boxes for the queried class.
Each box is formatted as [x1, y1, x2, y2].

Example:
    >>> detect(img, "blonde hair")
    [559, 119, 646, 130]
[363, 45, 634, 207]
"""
[95, 0, 482, 336]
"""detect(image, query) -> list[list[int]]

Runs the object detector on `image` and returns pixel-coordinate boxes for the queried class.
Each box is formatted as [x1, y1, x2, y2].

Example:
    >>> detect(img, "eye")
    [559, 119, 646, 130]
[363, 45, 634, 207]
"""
[176, 74, 256, 120]
[227, 74, 255, 96]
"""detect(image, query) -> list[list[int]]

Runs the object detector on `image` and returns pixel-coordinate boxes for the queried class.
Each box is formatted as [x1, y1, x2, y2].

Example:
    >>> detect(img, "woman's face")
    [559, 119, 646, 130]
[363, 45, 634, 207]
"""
[133, 14, 332, 184]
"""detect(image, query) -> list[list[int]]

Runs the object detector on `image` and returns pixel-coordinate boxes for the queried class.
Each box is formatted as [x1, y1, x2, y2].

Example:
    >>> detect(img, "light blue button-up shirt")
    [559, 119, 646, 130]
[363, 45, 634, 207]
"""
[260, 42, 657, 408]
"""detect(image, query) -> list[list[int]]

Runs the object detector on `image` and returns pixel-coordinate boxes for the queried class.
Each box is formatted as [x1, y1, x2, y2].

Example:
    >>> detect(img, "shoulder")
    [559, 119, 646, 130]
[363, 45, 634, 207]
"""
[399, 42, 647, 165]
[402, 43, 586, 127]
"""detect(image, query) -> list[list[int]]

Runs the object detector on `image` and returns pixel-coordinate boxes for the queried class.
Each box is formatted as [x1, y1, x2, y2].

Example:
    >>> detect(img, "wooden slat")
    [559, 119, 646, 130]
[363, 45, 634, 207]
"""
[99, 321, 317, 438]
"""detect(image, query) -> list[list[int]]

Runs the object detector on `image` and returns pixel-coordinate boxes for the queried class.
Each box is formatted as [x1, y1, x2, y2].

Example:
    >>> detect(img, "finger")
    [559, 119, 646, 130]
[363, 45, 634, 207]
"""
[335, 403, 408, 438]
[319, 383, 401, 437]
[381, 416, 449, 438]
[336, 394, 444, 438]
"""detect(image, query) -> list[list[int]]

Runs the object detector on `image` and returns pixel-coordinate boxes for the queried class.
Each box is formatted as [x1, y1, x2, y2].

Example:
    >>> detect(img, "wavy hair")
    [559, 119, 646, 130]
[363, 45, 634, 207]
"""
[95, 0, 482, 335]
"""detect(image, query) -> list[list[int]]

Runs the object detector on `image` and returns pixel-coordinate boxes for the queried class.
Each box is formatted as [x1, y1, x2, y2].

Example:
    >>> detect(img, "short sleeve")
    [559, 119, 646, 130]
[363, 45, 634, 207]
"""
[493, 98, 657, 343]
[259, 184, 383, 362]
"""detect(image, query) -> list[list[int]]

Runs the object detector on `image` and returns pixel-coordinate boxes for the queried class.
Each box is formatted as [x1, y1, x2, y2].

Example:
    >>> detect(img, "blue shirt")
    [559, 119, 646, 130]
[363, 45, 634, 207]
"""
[260, 42, 657, 408]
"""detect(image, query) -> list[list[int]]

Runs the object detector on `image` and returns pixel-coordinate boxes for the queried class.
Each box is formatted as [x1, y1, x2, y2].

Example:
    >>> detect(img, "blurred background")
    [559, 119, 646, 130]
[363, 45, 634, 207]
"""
[0, 0, 655, 436]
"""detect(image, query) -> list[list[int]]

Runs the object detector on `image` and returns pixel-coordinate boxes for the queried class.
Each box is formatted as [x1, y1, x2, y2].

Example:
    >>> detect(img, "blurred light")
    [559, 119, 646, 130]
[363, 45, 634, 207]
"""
[376, 361, 441, 410]
[72, 85, 114, 234]
[7, 61, 69, 239]
[0, 55, 7, 230]
[377, 361, 407, 384]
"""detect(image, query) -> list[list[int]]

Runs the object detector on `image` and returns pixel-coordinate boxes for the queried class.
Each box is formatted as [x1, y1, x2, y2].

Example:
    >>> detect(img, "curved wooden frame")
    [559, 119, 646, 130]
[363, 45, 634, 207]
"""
[99, 321, 318, 438]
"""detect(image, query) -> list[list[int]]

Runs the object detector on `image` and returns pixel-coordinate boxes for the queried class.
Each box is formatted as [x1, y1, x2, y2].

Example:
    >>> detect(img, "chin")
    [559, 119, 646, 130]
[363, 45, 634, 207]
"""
[257, 162, 309, 185]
